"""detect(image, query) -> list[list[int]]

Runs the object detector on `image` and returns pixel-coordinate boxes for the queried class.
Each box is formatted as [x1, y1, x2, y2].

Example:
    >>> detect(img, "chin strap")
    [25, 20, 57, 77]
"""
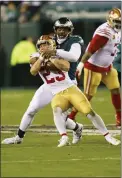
[57, 37, 67, 44]
[56, 33, 70, 44]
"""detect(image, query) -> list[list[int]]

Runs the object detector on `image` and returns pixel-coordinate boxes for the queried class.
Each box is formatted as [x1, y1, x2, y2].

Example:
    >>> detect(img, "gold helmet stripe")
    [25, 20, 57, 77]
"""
[112, 8, 121, 17]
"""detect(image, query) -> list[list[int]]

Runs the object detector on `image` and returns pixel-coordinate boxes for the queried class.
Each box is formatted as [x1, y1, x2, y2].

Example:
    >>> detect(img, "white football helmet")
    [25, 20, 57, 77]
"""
[36, 35, 56, 53]
[107, 8, 121, 32]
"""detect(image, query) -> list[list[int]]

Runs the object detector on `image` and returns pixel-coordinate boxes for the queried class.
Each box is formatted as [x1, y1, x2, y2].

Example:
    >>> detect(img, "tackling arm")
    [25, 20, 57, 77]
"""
[56, 43, 81, 62]
[42, 43, 82, 62]
[50, 58, 70, 72]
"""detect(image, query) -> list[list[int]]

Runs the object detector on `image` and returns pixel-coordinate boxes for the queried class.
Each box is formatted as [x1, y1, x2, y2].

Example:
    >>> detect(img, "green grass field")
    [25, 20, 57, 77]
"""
[1, 88, 121, 177]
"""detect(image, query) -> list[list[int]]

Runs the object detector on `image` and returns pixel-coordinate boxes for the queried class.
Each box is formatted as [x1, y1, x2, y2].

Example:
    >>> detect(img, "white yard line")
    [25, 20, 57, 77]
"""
[1, 157, 120, 164]
[1, 131, 13, 133]
[2, 129, 120, 135]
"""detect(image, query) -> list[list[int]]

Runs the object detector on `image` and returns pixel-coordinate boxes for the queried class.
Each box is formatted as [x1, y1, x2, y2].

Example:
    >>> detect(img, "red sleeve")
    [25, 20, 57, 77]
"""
[87, 34, 109, 54]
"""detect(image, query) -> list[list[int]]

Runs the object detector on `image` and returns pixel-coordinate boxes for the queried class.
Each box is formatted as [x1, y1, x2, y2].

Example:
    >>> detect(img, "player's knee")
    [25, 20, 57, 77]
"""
[86, 110, 96, 117]
[27, 110, 37, 117]
[51, 101, 66, 112]
[26, 107, 38, 117]
[80, 106, 92, 115]
[53, 107, 62, 114]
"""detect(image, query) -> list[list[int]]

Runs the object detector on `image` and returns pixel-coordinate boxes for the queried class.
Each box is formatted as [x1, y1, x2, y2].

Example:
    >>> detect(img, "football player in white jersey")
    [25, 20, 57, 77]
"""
[2, 37, 120, 147]
[69, 8, 121, 128]
[2, 18, 84, 145]
[2, 35, 83, 145]
[24, 37, 120, 147]
[35, 37, 120, 147]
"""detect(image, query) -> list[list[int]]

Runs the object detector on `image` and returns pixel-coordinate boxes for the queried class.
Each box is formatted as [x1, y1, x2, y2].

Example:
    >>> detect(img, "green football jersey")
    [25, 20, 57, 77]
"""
[55, 35, 84, 80]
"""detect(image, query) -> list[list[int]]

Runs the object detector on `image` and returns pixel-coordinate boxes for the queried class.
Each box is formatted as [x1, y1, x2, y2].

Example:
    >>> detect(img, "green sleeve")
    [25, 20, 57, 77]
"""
[113, 44, 121, 72]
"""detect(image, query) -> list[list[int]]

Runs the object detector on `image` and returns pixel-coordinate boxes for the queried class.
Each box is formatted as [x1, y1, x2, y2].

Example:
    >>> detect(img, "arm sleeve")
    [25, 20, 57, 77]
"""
[56, 43, 81, 62]
[96, 28, 111, 39]
[87, 34, 109, 54]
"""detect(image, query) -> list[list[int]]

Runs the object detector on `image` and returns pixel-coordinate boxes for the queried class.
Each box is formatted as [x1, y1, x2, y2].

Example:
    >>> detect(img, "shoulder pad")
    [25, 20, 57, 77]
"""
[70, 35, 84, 45]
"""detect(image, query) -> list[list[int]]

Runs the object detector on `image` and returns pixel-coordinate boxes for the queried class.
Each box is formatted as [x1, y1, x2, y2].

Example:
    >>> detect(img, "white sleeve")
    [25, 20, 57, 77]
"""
[95, 28, 111, 39]
[56, 43, 81, 62]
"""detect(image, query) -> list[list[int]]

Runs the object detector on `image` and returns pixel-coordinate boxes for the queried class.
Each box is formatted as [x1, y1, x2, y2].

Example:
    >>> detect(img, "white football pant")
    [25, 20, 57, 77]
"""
[19, 84, 54, 131]
[19, 79, 77, 132]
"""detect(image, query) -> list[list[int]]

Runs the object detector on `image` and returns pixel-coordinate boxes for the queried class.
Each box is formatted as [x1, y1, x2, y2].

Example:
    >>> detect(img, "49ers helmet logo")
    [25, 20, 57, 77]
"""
[107, 8, 121, 32]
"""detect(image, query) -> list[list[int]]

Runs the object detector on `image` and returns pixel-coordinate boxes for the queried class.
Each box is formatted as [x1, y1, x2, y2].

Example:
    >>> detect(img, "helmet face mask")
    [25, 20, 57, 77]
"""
[55, 27, 71, 39]
[107, 8, 121, 32]
[54, 17, 74, 39]
[113, 19, 121, 31]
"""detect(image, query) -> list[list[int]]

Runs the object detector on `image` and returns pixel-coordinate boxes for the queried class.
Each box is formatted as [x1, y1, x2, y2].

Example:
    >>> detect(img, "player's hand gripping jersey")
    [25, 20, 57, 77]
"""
[85, 22, 121, 72]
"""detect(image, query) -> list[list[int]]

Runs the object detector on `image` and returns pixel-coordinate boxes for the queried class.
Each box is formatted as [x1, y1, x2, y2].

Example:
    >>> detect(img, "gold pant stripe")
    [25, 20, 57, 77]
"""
[85, 70, 92, 95]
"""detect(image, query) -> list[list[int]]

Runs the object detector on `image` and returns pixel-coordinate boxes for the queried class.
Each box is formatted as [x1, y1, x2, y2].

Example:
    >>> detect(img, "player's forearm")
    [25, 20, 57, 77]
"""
[29, 52, 40, 67]
[56, 50, 78, 62]
[30, 59, 42, 76]
[30, 57, 38, 66]
[81, 51, 92, 63]
[77, 52, 92, 73]
[56, 43, 81, 62]
[50, 58, 70, 71]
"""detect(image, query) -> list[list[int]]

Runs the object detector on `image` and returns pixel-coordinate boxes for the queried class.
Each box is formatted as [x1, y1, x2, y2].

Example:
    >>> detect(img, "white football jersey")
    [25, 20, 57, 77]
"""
[30, 54, 74, 95]
[87, 22, 121, 67]
[38, 70, 74, 95]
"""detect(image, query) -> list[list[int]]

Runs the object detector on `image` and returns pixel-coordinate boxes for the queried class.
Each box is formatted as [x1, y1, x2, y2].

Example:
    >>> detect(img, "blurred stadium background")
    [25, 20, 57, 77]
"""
[0, 0, 121, 88]
[1, 1, 121, 177]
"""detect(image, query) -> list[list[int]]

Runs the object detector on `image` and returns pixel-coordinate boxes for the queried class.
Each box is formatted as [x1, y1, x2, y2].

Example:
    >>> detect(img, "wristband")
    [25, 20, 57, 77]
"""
[77, 62, 84, 71]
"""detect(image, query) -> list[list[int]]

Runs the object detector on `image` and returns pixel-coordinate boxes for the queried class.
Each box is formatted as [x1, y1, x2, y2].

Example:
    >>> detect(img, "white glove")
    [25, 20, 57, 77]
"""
[77, 62, 84, 77]
[30, 52, 40, 59]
